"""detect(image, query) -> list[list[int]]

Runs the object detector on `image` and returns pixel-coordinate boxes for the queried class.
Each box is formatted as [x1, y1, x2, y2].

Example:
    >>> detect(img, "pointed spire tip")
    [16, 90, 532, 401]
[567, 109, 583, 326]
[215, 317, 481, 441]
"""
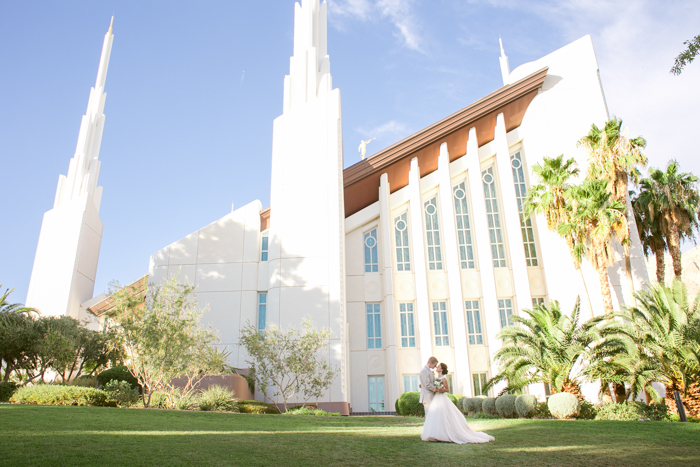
[108, 16, 114, 36]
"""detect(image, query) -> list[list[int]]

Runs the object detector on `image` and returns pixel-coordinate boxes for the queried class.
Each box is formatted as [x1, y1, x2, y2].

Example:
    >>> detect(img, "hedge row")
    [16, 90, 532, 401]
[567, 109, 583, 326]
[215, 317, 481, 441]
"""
[395, 391, 460, 416]
[10, 384, 112, 406]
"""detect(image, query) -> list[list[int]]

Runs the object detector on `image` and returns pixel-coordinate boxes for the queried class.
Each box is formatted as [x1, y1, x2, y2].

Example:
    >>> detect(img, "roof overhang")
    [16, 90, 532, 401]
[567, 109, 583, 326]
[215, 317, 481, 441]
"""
[342, 66, 549, 217]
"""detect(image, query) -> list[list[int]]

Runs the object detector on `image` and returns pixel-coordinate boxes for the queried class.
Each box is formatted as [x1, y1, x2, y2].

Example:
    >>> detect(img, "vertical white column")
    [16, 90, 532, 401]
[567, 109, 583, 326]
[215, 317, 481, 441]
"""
[437, 143, 472, 396]
[408, 158, 432, 363]
[379, 173, 399, 411]
[466, 129, 500, 364]
[494, 113, 533, 313]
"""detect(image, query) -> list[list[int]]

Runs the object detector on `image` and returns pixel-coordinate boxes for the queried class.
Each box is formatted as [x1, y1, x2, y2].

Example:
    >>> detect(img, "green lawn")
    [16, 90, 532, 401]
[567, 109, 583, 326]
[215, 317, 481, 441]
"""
[1, 405, 699, 467]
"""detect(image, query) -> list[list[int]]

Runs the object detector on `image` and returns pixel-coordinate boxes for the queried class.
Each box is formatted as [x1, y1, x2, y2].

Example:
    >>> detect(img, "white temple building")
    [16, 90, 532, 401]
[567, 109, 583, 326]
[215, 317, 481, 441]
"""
[28, 2, 649, 414]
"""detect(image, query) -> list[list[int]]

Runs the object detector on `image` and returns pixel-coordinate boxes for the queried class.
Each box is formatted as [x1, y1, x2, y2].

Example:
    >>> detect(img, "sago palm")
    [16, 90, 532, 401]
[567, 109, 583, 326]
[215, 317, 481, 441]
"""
[578, 117, 647, 304]
[484, 297, 606, 396]
[636, 160, 700, 279]
[618, 280, 700, 416]
[560, 178, 627, 315]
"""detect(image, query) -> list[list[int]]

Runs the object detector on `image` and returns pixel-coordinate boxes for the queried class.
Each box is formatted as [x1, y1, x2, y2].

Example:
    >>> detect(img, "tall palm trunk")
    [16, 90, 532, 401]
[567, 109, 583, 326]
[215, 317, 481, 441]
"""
[668, 219, 683, 278]
[652, 244, 665, 284]
[595, 248, 614, 315]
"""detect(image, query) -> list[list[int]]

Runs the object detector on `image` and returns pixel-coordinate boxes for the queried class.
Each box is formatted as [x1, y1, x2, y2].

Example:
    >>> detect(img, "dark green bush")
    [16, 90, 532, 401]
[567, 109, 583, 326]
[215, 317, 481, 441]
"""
[96, 366, 139, 390]
[548, 392, 580, 419]
[482, 397, 498, 416]
[68, 376, 98, 388]
[595, 402, 669, 421]
[495, 395, 518, 418]
[464, 398, 484, 415]
[237, 400, 281, 414]
[104, 380, 140, 407]
[515, 394, 538, 418]
[282, 407, 339, 416]
[198, 385, 238, 412]
[535, 401, 551, 418]
[147, 392, 170, 408]
[395, 398, 401, 414]
[457, 397, 466, 413]
[287, 404, 317, 412]
[10, 384, 111, 406]
[577, 400, 599, 420]
[0, 382, 17, 402]
[397, 391, 424, 417]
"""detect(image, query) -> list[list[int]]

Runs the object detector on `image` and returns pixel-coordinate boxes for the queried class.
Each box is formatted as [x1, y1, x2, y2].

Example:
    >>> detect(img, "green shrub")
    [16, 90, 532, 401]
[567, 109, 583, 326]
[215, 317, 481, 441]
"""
[174, 393, 197, 410]
[397, 391, 424, 417]
[515, 394, 538, 418]
[547, 392, 580, 419]
[595, 402, 669, 421]
[104, 380, 140, 407]
[283, 407, 339, 416]
[0, 382, 18, 402]
[287, 404, 317, 412]
[457, 397, 466, 413]
[452, 394, 465, 403]
[10, 384, 111, 406]
[395, 398, 401, 414]
[482, 397, 498, 416]
[577, 400, 598, 420]
[495, 394, 518, 418]
[535, 401, 551, 418]
[237, 400, 281, 414]
[465, 398, 484, 415]
[147, 392, 171, 409]
[96, 366, 139, 390]
[447, 393, 459, 408]
[198, 385, 238, 412]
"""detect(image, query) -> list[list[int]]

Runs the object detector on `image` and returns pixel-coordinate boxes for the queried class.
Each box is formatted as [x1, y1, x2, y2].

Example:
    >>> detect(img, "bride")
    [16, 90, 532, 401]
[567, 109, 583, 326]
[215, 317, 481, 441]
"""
[421, 363, 495, 444]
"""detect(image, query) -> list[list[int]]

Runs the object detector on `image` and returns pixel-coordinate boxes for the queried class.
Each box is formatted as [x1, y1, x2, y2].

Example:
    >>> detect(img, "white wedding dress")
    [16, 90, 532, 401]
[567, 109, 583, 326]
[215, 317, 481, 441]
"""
[421, 377, 495, 444]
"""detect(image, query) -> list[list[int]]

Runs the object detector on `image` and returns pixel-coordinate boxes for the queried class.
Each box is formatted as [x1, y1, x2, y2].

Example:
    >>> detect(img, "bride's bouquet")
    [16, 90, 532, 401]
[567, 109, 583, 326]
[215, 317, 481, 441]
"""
[433, 378, 443, 390]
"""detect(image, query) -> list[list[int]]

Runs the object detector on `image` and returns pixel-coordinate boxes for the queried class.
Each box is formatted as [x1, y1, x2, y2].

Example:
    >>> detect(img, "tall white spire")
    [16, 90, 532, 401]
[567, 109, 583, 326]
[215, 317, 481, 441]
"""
[283, 0, 332, 113]
[26, 19, 113, 323]
[499, 36, 510, 85]
[54, 17, 113, 212]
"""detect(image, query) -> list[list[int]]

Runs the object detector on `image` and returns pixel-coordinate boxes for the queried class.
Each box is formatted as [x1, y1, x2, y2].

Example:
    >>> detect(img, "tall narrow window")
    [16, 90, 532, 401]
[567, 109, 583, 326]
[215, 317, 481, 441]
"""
[394, 213, 411, 271]
[366, 303, 382, 349]
[472, 373, 489, 396]
[368, 376, 385, 412]
[465, 300, 484, 345]
[532, 297, 545, 308]
[482, 167, 507, 267]
[403, 375, 419, 392]
[498, 298, 514, 328]
[364, 229, 379, 273]
[511, 152, 539, 266]
[424, 197, 443, 270]
[399, 302, 416, 348]
[257, 293, 267, 333]
[453, 181, 475, 269]
[260, 231, 269, 261]
[432, 301, 449, 346]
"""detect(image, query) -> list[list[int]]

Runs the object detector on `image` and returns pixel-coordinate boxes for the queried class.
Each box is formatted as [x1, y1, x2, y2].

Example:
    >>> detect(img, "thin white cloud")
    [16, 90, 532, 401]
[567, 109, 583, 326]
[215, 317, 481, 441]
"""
[358, 119, 409, 139]
[329, 0, 423, 52]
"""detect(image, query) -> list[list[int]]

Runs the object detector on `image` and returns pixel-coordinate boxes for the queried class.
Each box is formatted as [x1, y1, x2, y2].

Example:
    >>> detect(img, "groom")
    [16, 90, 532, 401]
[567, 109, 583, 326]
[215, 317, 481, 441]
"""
[419, 356, 439, 413]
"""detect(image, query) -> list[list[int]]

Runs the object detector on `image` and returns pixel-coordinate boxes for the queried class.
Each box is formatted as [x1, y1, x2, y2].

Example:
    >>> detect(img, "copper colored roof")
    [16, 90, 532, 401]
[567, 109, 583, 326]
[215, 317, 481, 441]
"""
[342, 67, 549, 217]
[87, 275, 148, 317]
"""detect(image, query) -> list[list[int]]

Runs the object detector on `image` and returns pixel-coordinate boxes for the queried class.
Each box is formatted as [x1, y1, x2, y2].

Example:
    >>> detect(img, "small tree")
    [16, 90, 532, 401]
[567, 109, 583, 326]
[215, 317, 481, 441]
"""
[239, 319, 338, 412]
[108, 277, 228, 407]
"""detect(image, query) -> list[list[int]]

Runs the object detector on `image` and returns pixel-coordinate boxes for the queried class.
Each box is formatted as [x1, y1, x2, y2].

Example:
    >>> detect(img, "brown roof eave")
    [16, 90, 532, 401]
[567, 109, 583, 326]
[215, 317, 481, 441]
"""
[342, 66, 549, 190]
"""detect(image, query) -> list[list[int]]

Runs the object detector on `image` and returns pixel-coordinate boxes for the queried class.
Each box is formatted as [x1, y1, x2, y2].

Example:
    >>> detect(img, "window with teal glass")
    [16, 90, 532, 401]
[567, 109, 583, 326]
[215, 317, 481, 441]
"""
[366, 303, 382, 349]
[399, 302, 416, 348]
[368, 376, 385, 412]
[453, 181, 475, 269]
[465, 300, 483, 345]
[394, 213, 411, 271]
[432, 301, 449, 346]
[364, 229, 379, 273]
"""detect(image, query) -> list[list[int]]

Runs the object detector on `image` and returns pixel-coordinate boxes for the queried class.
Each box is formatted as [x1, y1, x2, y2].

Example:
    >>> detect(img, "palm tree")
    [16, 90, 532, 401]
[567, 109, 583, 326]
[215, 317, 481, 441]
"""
[0, 286, 38, 316]
[636, 160, 700, 279]
[484, 297, 606, 397]
[618, 281, 700, 417]
[560, 178, 627, 315]
[631, 191, 668, 283]
[525, 155, 592, 309]
[577, 117, 647, 305]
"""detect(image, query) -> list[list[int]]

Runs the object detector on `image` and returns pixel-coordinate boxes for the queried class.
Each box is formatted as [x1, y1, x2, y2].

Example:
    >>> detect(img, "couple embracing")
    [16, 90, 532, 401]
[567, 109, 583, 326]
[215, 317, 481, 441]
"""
[419, 356, 495, 444]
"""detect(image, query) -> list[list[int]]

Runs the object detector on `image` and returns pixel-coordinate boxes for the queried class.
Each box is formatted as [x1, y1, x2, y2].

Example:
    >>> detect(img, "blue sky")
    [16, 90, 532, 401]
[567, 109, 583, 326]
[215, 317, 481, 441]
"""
[1, 0, 699, 303]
